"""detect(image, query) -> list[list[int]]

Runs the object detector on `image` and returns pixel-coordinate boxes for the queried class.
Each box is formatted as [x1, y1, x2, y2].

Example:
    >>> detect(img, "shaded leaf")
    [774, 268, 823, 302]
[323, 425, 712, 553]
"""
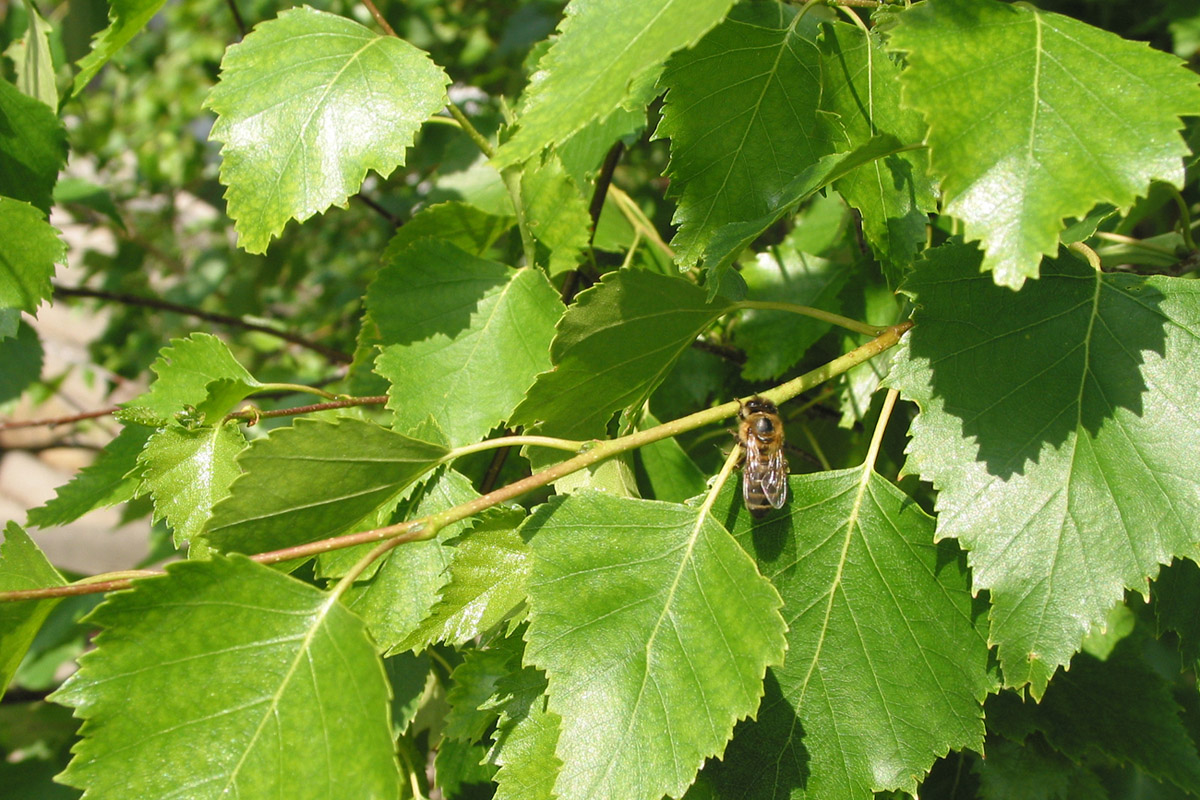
[818, 21, 935, 280]
[381, 201, 514, 262]
[26, 424, 152, 529]
[887, 0, 1200, 287]
[488, 665, 562, 800]
[399, 509, 530, 651]
[0, 522, 66, 697]
[523, 491, 786, 800]
[494, 0, 735, 167]
[137, 423, 247, 547]
[204, 418, 447, 554]
[334, 468, 478, 654]
[0, 78, 66, 214]
[886, 244, 1200, 696]
[369, 240, 562, 447]
[986, 641, 1200, 796]
[445, 646, 512, 742]
[0, 198, 63, 315]
[734, 245, 849, 381]
[656, 4, 828, 268]
[52, 555, 402, 798]
[206, 7, 450, 253]
[1154, 558, 1200, 668]
[522, 155, 591, 275]
[70, 0, 166, 96]
[701, 135, 909, 296]
[0, 319, 42, 404]
[510, 269, 733, 440]
[702, 469, 993, 800]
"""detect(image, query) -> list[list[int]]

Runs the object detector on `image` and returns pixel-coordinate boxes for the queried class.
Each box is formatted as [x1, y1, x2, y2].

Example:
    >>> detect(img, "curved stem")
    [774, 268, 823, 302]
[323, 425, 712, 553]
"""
[359, 0, 397, 37]
[254, 382, 339, 401]
[1166, 185, 1197, 252]
[1067, 241, 1102, 272]
[610, 186, 675, 260]
[1091, 230, 1177, 256]
[862, 387, 898, 476]
[0, 322, 912, 603]
[225, 396, 387, 424]
[736, 300, 887, 337]
[446, 101, 494, 159]
[443, 434, 585, 462]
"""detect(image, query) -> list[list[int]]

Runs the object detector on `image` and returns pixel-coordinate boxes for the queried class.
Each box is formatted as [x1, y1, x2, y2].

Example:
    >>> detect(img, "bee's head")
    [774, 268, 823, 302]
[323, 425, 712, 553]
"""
[740, 396, 778, 418]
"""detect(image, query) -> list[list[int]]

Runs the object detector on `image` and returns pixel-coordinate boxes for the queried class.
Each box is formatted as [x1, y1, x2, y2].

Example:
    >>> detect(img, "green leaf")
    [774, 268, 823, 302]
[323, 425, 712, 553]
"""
[493, 0, 736, 167]
[733, 245, 849, 381]
[400, 509, 529, 651]
[487, 665, 562, 800]
[0, 319, 42, 404]
[206, 7, 450, 253]
[0, 522, 66, 697]
[704, 468, 993, 800]
[26, 424, 152, 529]
[333, 468, 478, 654]
[818, 21, 935, 280]
[886, 244, 1200, 696]
[204, 418, 447, 554]
[0, 198, 63, 315]
[635, 411, 707, 503]
[124, 333, 257, 424]
[369, 241, 562, 447]
[510, 269, 734, 440]
[1154, 558, 1200, 668]
[11, 0, 57, 108]
[381, 201, 514, 262]
[445, 646, 512, 742]
[137, 424, 247, 547]
[436, 737, 497, 797]
[52, 555, 402, 798]
[700, 135, 909, 296]
[0, 78, 67, 215]
[986, 641, 1200, 796]
[656, 3, 828, 268]
[521, 155, 592, 276]
[887, 0, 1200, 288]
[70, 0, 167, 96]
[522, 491, 787, 800]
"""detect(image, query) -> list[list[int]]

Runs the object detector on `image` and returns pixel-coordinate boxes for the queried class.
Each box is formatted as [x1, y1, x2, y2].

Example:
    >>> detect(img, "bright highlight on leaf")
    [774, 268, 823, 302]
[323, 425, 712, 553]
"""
[494, 0, 736, 167]
[887, 244, 1200, 696]
[206, 7, 450, 253]
[52, 556, 402, 798]
[888, 0, 1200, 288]
[522, 492, 786, 800]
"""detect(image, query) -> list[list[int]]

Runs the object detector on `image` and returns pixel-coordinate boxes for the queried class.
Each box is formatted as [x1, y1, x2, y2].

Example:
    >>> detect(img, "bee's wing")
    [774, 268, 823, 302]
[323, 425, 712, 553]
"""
[741, 435, 763, 499]
[760, 448, 788, 509]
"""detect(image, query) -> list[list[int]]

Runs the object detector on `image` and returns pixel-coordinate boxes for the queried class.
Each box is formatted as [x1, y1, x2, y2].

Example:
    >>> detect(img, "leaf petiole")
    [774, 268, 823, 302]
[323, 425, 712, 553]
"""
[736, 300, 887, 336]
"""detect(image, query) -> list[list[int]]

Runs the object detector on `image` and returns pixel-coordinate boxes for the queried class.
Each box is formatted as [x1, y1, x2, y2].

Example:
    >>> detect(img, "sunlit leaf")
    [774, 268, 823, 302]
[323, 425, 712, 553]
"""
[52, 556, 402, 798]
[494, 0, 735, 167]
[887, 0, 1200, 287]
[523, 491, 786, 800]
[26, 425, 152, 529]
[0, 198, 63, 315]
[70, 0, 167, 96]
[207, 7, 450, 253]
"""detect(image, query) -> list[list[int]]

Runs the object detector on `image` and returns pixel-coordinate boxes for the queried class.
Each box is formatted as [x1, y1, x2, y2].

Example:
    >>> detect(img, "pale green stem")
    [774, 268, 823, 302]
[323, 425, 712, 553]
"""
[799, 421, 831, 471]
[610, 186, 675, 260]
[1092, 230, 1177, 256]
[1067, 241, 1102, 272]
[862, 387, 898, 476]
[698, 445, 743, 522]
[444, 435, 585, 462]
[1166, 185, 1198, 251]
[445, 101, 493, 158]
[736, 300, 887, 337]
[256, 382, 339, 401]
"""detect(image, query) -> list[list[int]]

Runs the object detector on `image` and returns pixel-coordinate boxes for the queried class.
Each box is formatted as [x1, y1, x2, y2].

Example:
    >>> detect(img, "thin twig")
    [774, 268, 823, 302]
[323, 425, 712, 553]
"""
[224, 0, 247, 37]
[353, 192, 400, 226]
[225, 396, 388, 424]
[53, 284, 353, 364]
[359, 0, 397, 37]
[0, 406, 119, 432]
[589, 142, 624, 247]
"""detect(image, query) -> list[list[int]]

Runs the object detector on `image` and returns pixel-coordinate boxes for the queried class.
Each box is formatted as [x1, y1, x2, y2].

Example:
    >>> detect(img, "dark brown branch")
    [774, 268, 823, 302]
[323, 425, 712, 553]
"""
[588, 142, 624, 247]
[52, 284, 353, 364]
[353, 192, 400, 226]
[0, 406, 119, 432]
[226, 396, 387, 424]
[225, 0, 247, 37]
[690, 338, 746, 364]
[359, 0, 398, 37]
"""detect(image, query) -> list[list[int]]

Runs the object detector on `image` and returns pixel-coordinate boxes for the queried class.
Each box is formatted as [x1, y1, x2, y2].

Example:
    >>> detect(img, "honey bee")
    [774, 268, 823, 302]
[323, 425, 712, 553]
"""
[737, 396, 789, 517]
